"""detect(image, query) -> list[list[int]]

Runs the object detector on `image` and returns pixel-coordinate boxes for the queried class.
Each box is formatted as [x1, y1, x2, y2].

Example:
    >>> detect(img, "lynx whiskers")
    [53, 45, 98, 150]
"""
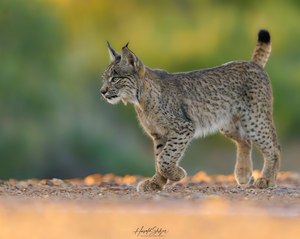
[100, 30, 280, 192]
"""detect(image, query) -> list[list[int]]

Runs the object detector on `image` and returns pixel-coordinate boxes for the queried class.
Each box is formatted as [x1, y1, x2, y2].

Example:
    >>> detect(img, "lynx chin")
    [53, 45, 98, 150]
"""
[100, 30, 280, 192]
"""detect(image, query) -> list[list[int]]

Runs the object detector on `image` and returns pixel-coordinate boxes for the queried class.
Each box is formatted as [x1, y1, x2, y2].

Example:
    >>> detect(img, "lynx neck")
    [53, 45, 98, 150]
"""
[136, 67, 162, 112]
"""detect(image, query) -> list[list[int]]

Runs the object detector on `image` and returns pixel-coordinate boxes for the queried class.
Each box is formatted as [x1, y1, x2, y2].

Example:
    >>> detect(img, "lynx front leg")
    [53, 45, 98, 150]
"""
[137, 134, 167, 193]
[157, 130, 193, 182]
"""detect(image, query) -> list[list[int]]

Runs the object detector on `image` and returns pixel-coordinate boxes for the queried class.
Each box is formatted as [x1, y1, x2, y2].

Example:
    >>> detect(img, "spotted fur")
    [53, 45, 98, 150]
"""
[100, 29, 280, 192]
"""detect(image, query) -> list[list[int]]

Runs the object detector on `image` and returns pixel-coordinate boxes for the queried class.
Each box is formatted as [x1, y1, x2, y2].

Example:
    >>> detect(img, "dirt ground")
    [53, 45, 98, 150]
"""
[1, 171, 300, 239]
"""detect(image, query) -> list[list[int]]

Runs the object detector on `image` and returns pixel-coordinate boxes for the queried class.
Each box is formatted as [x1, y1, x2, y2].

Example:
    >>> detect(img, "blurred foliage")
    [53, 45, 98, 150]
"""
[0, 0, 300, 179]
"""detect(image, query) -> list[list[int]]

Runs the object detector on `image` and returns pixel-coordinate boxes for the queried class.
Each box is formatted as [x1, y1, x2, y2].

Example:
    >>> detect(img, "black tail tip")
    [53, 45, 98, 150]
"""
[258, 29, 271, 43]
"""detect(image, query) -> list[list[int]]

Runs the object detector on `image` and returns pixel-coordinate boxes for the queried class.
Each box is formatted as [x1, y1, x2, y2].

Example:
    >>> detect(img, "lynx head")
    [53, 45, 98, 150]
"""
[100, 42, 145, 105]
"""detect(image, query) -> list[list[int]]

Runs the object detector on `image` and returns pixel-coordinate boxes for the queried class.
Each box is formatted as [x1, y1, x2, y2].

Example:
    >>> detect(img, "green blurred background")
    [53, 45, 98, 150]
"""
[0, 0, 299, 180]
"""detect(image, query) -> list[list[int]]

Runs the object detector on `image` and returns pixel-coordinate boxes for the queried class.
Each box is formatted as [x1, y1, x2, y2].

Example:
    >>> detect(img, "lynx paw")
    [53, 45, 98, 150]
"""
[236, 175, 254, 186]
[137, 179, 163, 193]
[254, 177, 275, 189]
[159, 166, 187, 181]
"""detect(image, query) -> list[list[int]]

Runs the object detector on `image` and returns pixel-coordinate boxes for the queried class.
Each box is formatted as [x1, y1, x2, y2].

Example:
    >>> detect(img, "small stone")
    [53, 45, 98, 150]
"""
[46, 180, 54, 186]
[51, 178, 64, 186]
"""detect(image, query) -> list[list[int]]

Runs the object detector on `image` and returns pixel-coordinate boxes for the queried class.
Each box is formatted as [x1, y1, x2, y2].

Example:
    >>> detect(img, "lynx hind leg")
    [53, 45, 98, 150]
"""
[235, 140, 254, 185]
[242, 115, 281, 189]
[221, 120, 254, 186]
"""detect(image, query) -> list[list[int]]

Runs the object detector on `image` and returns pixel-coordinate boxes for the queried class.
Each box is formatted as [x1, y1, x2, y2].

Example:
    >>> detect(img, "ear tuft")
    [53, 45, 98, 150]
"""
[107, 41, 120, 63]
[122, 42, 130, 50]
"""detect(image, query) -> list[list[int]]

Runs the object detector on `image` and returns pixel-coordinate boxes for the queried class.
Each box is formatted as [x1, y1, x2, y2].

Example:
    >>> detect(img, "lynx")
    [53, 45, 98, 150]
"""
[100, 30, 280, 192]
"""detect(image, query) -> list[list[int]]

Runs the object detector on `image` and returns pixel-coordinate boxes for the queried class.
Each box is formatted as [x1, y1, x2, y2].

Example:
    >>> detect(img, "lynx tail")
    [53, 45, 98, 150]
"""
[251, 29, 271, 68]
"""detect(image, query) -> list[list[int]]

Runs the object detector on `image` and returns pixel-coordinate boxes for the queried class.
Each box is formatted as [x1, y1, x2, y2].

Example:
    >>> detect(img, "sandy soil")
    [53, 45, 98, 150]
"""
[1, 171, 300, 239]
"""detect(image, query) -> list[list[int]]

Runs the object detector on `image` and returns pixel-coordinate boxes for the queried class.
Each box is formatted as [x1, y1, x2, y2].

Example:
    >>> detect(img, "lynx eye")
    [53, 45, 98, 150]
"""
[110, 77, 120, 84]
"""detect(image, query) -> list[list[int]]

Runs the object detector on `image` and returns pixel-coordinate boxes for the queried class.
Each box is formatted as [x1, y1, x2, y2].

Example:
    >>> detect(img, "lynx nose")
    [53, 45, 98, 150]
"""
[100, 87, 108, 96]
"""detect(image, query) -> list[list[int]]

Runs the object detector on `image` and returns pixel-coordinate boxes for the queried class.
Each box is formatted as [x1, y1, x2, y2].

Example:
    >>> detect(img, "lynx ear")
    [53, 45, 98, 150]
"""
[121, 45, 145, 78]
[107, 41, 120, 63]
